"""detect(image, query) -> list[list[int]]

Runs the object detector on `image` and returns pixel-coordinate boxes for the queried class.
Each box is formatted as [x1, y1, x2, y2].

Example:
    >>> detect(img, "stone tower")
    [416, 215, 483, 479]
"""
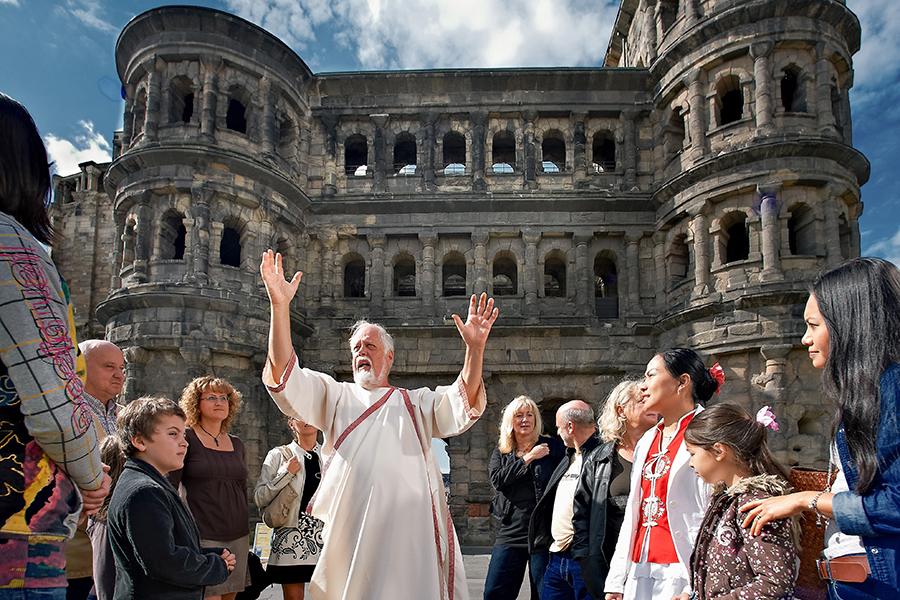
[51, 0, 866, 545]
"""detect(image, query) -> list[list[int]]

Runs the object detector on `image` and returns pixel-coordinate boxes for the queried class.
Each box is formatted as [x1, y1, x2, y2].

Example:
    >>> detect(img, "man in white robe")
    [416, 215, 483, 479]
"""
[260, 249, 499, 600]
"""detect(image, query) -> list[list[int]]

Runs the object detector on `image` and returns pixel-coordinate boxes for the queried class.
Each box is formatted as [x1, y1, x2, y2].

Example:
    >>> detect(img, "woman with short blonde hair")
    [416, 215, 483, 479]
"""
[498, 395, 543, 454]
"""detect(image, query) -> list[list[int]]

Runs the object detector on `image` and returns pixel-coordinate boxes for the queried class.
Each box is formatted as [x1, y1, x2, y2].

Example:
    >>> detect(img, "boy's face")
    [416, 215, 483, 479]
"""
[132, 414, 188, 475]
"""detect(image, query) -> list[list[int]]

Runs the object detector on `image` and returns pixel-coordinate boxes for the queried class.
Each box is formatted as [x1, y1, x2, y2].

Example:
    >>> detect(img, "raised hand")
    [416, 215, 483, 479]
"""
[453, 293, 499, 351]
[260, 249, 302, 306]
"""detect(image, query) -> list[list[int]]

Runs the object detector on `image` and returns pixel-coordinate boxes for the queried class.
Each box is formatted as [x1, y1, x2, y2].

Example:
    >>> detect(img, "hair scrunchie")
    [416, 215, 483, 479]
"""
[755, 405, 779, 431]
[709, 363, 725, 393]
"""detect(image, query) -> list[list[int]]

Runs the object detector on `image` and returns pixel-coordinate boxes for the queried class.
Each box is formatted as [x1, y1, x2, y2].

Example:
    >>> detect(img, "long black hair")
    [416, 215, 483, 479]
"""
[685, 403, 789, 481]
[811, 257, 900, 494]
[0, 93, 54, 244]
[658, 347, 720, 403]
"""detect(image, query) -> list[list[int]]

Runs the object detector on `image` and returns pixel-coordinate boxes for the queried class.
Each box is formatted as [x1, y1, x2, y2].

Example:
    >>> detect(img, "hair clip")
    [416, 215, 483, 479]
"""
[709, 363, 725, 393]
[756, 406, 779, 431]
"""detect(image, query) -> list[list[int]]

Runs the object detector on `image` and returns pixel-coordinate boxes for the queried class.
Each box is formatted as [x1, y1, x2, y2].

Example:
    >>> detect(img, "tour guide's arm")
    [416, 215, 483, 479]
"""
[260, 249, 499, 404]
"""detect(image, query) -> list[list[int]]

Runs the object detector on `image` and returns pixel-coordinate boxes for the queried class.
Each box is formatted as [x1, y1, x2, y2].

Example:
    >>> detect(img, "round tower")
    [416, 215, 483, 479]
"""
[606, 0, 868, 467]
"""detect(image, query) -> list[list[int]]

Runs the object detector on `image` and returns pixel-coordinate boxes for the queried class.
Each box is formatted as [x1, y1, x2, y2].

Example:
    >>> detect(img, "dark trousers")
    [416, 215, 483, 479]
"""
[541, 551, 592, 600]
[484, 545, 549, 600]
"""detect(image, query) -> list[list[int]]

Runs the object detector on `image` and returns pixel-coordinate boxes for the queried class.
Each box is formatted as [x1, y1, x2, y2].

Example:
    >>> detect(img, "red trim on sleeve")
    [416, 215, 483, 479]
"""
[264, 350, 297, 394]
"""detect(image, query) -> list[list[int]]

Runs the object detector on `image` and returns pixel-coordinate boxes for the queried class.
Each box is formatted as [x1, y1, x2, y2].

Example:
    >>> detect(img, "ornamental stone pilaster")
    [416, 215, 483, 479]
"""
[421, 112, 438, 193]
[144, 58, 163, 142]
[321, 115, 339, 199]
[319, 230, 338, 314]
[750, 42, 775, 134]
[685, 69, 707, 160]
[181, 217, 195, 282]
[522, 110, 538, 190]
[471, 111, 488, 192]
[523, 232, 540, 317]
[622, 110, 639, 187]
[259, 77, 277, 155]
[130, 192, 152, 284]
[209, 221, 224, 267]
[690, 212, 710, 297]
[420, 234, 438, 313]
[758, 183, 783, 280]
[122, 86, 135, 147]
[200, 57, 221, 141]
[652, 232, 666, 309]
[645, 0, 658, 63]
[822, 190, 843, 266]
[625, 234, 642, 314]
[814, 43, 838, 138]
[573, 233, 592, 317]
[369, 234, 386, 316]
[472, 231, 489, 297]
[371, 114, 389, 194]
[572, 114, 587, 187]
[188, 185, 213, 284]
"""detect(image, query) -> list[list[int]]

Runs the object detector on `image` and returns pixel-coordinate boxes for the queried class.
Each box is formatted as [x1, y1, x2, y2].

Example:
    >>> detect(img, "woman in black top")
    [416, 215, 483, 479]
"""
[485, 396, 565, 600]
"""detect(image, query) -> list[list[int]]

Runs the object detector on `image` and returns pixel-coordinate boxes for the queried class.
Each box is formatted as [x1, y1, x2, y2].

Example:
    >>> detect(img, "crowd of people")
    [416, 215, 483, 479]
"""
[3, 89, 900, 600]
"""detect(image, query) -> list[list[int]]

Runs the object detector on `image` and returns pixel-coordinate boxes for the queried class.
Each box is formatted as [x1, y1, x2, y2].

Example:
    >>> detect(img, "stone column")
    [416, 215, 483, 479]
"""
[522, 110, 538, 190]
[572, 113, 587, 188]
[188, 185, 212, 284]
[683, 0, 698, 28]
[645, 0, 658, 64]
[690, 211, 710, 297]
[209, 221, 224, 267]
[421, 112, 438, 193]
[200, 58, 219, 141]
[472, 231, 489, 297]
[420, 234, 437, 314]
[625, 234, 642, 314]
[259, 77, 277, 155]
[321, 114, 339, 199]
[622, 109, 639, 187]
[111, 209, 126, 289]
[523, 232, 540, 318]
[181, 216, 194, 281]
[750, 41, 775, 134]
[319, 229, 337, 314]
[685, 69, 707, 160]
[471, 111, 488, 192]
[131, 192, 152, 284]
[144, 58, 163, 142]
[758, 183, 783, 280]
[122, 86, 135, 147]
[574, 233, 591, 317]
[822, 190, 843, 266]
[814, 43, 838, 138]
[371, 114, 389, 194]
[368, 234, 386, 316]
[653, 232, 666, 309]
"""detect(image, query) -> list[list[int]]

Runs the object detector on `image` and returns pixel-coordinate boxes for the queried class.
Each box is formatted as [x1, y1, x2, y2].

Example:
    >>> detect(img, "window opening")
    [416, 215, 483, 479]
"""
[220, 227, 241, 267]
[344, 259, 365, 297]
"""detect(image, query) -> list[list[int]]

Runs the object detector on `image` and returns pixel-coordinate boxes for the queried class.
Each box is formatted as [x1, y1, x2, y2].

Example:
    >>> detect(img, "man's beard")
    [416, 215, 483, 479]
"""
[353, 363, 387, 389]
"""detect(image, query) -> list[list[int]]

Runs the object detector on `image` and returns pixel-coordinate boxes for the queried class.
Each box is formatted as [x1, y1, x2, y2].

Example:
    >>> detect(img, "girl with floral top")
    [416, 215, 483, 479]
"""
[676, 403, 797, 600]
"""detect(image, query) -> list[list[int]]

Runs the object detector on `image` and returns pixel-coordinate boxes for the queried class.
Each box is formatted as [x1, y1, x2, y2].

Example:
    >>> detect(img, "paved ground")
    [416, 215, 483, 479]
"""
[258, 548, 530, 599]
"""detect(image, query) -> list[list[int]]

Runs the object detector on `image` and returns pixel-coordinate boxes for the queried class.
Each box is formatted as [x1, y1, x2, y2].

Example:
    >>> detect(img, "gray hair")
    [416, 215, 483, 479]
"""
[560, 404, 595, 428]
[348, 320, 394, 353]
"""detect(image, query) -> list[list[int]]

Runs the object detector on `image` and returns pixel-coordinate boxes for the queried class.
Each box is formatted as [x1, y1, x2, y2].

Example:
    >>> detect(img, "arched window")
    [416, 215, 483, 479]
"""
[226, 89, 249, 134]
[393, 133, 417, 175]
[492, 255, 517, 296]
[788, 204, 816, 255]
[723, 213, 750, 264]
[716, 76, 743, 126]
[442, 253, 467, 297]
[665, 108, 686, 160]
[344, 257, 365, 297]
[170, 77, 194, 124]
[220, 225, 241, 267]
[594, 255, 618, 319]
[394, 256, 416, 297]
[592, 132, 615, 173]
[443, 132, 466, 174]
[781, 67, 805, 112]
[542, 132, 566, 172]
[544, 255, 566, 297]
[159, 210, 186, 260]
[492, 131, 516, 172]
[345, 134, 368, 175]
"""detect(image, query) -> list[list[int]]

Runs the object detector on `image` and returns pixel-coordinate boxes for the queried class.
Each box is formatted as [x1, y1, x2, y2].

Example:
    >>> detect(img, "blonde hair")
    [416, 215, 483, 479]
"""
[497, 395, 542, 454]
[180, 376, 242, 433]
[598, 379, 643, 444]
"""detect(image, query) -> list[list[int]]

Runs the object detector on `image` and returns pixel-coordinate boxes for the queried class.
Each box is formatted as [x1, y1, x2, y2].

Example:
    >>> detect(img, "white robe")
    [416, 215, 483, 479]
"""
[263, 352, 483, 600]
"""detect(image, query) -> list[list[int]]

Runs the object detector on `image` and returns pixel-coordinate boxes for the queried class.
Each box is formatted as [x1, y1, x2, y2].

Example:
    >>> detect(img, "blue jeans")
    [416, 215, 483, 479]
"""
[0, 589, 66, 600]
[541, 551, 592, 600]
[828, 578, 900, 600]
[484, 546, 548, 600]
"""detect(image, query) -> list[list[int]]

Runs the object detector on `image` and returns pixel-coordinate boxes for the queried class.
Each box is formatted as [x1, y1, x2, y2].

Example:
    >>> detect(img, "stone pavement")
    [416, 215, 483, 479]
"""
[257, 547, 530, 599]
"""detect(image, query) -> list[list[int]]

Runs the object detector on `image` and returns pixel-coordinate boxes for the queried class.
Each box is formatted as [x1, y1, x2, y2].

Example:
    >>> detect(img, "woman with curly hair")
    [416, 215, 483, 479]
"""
[484, 395, 564, 600]
[170, 377, 249, 600]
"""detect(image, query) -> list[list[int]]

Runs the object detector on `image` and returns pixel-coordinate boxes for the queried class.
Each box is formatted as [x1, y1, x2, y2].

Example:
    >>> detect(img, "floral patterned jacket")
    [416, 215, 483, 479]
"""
[689, 474, 798, 600]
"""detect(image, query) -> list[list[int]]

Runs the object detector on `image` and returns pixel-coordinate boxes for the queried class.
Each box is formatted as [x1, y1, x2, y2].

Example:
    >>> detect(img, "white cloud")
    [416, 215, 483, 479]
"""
[0, 0, 21, 6]
[863, 224, 900, 268]
[44, 121, 112, 177]
[65, 0, 116, 34]
[224, 0, 620, 70]
[846, 0, 900, 109]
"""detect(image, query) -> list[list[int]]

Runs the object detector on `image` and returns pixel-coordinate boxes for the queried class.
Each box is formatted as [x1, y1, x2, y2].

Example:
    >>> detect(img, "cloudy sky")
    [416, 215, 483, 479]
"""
[1, 0, 897, 268]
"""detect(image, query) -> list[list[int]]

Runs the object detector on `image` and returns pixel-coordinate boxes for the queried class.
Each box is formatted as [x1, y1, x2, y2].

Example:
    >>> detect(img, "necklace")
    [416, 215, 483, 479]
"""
[198, 423, 221, 447]
[640, 425, 677, 528]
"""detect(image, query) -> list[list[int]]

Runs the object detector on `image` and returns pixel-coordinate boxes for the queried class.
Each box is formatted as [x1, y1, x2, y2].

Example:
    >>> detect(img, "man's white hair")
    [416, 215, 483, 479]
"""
[348, 320, 394, 353]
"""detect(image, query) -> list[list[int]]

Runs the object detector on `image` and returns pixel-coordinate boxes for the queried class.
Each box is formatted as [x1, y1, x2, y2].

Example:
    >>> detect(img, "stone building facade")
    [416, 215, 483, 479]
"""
[50, 0, 867, 545]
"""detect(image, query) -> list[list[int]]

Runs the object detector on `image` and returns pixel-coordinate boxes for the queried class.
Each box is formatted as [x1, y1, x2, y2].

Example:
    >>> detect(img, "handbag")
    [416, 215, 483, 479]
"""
[261, 446, 300, 528]
[790, 465, 837, 600]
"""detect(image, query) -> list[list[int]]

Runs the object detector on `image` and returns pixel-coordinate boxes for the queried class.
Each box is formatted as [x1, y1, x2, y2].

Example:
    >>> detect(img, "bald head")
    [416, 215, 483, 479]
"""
[556, 400, 596, 450]
[79, 340, 125, 404]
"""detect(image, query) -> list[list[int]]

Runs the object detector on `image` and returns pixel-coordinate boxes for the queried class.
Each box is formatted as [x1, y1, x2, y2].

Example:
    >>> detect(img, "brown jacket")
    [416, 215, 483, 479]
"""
[690, 474, 798, 600]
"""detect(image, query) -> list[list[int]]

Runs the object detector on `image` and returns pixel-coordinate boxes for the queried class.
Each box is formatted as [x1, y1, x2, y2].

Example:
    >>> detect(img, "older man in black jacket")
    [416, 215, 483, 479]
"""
[528, 400, 614, 600]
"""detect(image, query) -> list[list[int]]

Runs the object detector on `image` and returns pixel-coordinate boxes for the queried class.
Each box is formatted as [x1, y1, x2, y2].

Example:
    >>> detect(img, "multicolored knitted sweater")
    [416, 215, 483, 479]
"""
[0, 211, 104, 589]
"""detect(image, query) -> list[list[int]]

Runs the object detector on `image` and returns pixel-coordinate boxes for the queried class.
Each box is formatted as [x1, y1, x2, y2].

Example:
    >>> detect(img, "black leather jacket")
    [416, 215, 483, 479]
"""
[489, 435, 564, 525]
[527, 434, 606, 557]
[572, 439, 617, 599]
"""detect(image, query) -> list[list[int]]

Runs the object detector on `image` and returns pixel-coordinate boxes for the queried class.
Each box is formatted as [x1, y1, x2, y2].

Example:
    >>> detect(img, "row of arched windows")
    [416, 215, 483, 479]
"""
[343, 130, 617, 176]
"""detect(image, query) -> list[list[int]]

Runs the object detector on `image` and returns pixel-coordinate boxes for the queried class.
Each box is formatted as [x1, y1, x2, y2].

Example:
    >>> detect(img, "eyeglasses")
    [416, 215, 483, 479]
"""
[201, 395, 229, 404]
